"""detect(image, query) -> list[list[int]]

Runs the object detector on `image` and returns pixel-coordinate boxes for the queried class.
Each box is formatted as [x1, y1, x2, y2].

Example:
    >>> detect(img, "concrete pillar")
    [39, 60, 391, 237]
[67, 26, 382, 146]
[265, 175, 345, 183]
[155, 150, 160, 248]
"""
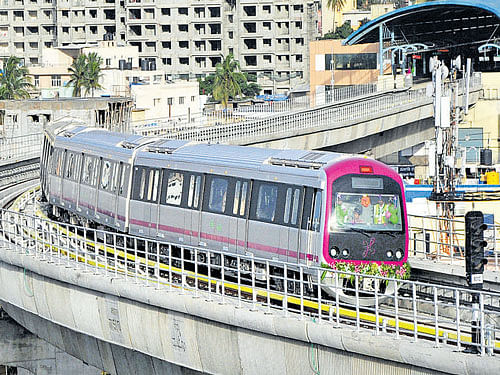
[0, 316, 102, 375]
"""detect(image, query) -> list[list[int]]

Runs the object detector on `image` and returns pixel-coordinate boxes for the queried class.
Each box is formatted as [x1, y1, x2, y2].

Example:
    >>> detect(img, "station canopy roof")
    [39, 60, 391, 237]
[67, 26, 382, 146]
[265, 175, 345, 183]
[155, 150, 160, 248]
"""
[344, 1, 500, 50]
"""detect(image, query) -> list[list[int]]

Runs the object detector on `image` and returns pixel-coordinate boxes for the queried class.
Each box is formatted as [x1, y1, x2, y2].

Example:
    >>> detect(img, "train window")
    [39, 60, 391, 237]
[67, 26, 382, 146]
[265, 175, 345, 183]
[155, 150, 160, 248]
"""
[233, 181, 241, 215]
[194, 176, 201, 208]
[82, 155, 92, 185]
[119, 164, 130, 197]
[52, 149, 57, 175]
[166, 172, 183, 205]
[101, 160, 111, 190]
[147, 170, 154, 200]
[209, 178, 228, 213]
[111, 162, 120, 193]
[55, 149, 64, 177]
[284, 188, 292, 223]
[240, 182, 248, 216]
[256, 184, 278, 222]
[291, 188, 300, 225]
[188, 176, 195, 207]
[151, 169, 160, 202]
[312, 191, 322, 232]
[91, 158, 100, 187]
[74, 154, 82, 182]
[188, 175, 202, 208]
[65, 152, 74, 179]
[139, 169, 146, 200]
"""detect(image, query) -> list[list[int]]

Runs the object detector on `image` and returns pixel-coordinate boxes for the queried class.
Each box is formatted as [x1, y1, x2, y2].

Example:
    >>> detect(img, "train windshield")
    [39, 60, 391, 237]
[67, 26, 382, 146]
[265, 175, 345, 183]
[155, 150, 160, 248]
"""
[331, 192, 403, 232]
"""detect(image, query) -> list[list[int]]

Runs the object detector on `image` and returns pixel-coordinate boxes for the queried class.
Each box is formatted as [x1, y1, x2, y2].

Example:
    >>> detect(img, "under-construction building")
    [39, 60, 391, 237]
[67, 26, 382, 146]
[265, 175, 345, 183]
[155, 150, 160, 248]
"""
[0, 0, 320, 94]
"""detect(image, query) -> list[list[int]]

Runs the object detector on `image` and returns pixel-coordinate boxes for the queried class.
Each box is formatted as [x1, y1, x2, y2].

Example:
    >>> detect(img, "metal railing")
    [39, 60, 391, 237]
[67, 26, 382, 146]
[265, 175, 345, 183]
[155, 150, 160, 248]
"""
[408, 214, 500, 271]
[0, 133, 42, 166]
[0, 191, 498, 356]
[131, 83, 380, 136]
[134, 74, 482, 143]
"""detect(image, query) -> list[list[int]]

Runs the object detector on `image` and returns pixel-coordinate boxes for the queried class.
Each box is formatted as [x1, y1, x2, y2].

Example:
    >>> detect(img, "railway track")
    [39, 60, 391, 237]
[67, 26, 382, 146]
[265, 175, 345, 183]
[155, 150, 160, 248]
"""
[1, 187, 499, 354]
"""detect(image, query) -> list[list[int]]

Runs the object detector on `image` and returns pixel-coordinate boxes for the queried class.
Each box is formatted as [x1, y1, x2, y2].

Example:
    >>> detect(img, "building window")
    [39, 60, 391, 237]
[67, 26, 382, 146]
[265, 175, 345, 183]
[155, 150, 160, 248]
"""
[34, 75, 39, 87]
[167, 97, 173, 105]
[458, 128, 484, 163]
[105, 58, 111, 66]
[179, 96, 184, 105]
[51, 74, 61, 87]
[191, 96, 195, 102]
[326, 53, 377, 71]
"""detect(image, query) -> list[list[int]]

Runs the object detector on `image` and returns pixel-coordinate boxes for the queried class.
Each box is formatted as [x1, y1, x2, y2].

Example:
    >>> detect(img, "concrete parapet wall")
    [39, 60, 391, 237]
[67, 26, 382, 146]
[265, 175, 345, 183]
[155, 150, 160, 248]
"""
[0, 249, 498, 375]
[243, 89, 481, 160]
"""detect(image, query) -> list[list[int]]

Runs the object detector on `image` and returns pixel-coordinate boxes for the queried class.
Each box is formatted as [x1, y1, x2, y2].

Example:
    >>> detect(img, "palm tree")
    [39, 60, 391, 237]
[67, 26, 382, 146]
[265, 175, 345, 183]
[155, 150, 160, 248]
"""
[84, 52, 103, 97]
[212, 54, 243, 109]
[0, 56, 33, 100]
[327, 0, 346, 33]
[67, 54, 87, 97]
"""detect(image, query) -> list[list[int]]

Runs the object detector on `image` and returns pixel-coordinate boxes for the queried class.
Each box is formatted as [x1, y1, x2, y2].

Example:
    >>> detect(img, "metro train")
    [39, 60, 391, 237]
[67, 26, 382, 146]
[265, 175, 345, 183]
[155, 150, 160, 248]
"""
[40, 122, 409, 296]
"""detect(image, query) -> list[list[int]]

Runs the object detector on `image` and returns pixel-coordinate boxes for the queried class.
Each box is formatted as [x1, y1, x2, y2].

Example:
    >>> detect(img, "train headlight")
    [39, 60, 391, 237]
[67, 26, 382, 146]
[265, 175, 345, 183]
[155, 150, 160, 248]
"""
[386, 250, 393, 259]
[341, 248, 350, 258]
[329, 246, 339, 258]
[395, 249, 403, 259]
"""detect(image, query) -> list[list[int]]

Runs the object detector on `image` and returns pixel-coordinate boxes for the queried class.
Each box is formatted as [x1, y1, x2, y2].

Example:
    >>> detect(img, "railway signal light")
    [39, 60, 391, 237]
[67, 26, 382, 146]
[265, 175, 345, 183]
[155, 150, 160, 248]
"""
[465, 211, 488, 288]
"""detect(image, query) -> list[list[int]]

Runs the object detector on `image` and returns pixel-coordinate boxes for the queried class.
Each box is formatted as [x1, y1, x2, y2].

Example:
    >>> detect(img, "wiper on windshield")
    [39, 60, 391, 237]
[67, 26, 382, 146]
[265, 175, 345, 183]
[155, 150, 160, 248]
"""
[379, 231, 396, 238]
[348, 228, 370, 237]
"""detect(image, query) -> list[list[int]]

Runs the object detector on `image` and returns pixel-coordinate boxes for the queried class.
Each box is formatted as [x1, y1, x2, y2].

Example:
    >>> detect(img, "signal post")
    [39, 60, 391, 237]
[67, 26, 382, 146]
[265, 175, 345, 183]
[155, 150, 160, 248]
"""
[464, 211, 488, 354]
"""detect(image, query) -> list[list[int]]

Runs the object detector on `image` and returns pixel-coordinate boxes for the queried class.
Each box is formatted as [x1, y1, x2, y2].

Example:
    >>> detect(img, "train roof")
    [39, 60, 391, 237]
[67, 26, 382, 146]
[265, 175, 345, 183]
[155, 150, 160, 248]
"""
[138, 142, 346, 170]
[49, 126, 370, 178]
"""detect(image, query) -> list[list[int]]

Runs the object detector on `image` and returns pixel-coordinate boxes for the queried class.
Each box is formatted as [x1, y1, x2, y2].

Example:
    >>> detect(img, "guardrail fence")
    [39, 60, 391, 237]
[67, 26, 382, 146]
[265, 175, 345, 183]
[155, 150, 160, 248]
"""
[0, 133, 42, 166]
[133, 74, 482, 144]
[0, 191, 498, 356]
[408, 214, 500, 271]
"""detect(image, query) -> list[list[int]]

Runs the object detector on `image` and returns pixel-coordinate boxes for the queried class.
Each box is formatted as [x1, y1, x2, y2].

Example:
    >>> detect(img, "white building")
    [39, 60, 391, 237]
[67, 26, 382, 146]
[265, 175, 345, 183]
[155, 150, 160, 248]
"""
[130, 81, 200, 129]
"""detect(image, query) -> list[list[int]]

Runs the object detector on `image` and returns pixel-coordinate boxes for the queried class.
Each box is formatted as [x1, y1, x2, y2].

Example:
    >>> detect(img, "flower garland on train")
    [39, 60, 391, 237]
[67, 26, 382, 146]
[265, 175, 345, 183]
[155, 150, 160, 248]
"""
[321, 262, 411, 283]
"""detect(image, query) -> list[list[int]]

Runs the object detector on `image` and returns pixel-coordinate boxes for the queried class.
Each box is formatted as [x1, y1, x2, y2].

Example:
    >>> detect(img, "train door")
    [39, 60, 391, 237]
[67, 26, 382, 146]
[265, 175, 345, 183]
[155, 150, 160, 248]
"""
[283, 186, 303, 263]
[51, 148, 65, 205]
[200, 175, 230, 251]
[247, 181, 286, 262]
[115, 163, 129, 230]
[96, 159, 118, 226]
[129, 166, 158, 236]
[186, 173, 203, 246]
[61, 151, 72, 208]
[231, 179, 250, 254]
[157, 169, 188, 243]
[78, 154, 98, 220]
[299, 188, 323, 265]
[92, 158, 102, 219]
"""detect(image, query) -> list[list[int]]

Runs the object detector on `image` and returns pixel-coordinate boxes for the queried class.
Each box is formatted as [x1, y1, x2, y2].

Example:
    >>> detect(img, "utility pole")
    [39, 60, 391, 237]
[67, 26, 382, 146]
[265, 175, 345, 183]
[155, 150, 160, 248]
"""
[429, 56, 461, 257]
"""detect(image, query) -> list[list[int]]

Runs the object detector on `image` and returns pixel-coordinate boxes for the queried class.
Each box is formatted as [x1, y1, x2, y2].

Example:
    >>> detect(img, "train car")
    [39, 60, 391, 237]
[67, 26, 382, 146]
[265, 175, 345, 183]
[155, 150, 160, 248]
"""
[42, 124, 408, 297]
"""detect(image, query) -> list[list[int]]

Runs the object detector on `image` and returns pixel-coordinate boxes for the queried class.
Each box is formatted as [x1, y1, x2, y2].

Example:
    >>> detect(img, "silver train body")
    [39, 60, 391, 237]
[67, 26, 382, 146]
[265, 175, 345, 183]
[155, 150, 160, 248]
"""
[40, 123, 408, 271]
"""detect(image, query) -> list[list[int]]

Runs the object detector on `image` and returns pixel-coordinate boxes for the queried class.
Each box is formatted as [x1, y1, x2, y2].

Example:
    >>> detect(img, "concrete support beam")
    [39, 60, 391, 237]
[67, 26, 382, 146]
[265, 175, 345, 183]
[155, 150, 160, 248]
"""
[0, 251, 497, 375]
[0, 314, 102, 375]
[243, 90, 481, 155]
[324, 117, 434, 159]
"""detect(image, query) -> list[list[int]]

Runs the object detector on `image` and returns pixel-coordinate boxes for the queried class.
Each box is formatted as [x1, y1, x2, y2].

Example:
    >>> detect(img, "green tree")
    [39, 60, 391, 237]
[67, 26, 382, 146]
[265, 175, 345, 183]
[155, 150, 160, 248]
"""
[321, 21, 354, 39]
[327, 0, 346, 33]
[0, 56, 33, 100]
[198, 74, 216, 96]
[212, 54, 243, 108]
[67, 54, 87, 97]
[84, 52, 103, 97]
[236, 73, 261, 97]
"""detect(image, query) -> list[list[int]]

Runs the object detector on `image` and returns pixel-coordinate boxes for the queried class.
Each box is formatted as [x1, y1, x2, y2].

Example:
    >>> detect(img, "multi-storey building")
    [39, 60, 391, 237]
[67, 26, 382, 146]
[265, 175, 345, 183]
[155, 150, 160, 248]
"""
[0, 0, 321, 94]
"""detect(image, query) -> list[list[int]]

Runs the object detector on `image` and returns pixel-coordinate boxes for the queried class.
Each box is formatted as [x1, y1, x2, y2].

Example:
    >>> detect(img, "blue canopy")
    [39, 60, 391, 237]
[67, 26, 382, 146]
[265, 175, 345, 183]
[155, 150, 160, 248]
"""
[256, 94, 288, 102]
[345, 1, 500, 47]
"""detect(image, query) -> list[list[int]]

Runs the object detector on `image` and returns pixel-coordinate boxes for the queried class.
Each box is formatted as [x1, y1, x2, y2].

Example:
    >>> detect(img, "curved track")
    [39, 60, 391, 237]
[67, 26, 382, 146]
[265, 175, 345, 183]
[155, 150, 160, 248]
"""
[2, 187, 499, 354]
